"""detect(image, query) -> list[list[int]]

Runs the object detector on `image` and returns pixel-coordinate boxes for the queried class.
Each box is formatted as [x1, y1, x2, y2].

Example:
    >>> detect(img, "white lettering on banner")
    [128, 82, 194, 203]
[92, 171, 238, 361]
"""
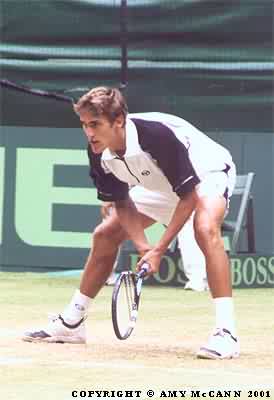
[176, 256, 186, 284]
[268, 257, 274, 285]
[242, 257, 257, 285]
[153, 256, 177, 284]
[128, 252, 274, 287]
[256, 257, 268, 285]
[231, 258, 242, 286]
[0, 147, 4, 245]
[230, 257, 274, 287]
[15, 148, 100, 248]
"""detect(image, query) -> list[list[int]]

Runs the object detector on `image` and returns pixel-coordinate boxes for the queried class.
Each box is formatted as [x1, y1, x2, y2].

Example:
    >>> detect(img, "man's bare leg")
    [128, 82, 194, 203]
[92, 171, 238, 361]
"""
[61, 210, 155, 323]
[80, 210, 155, 298]
[22, 211, 154, 343]
[194, 196, 239, 359]
[194, 196, 231, 298]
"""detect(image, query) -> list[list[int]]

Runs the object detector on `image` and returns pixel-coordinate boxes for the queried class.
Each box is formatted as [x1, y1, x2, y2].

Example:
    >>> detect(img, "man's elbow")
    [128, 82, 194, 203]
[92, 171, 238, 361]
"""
[179, 188, 198, 206]
[114, 196, 131, 209]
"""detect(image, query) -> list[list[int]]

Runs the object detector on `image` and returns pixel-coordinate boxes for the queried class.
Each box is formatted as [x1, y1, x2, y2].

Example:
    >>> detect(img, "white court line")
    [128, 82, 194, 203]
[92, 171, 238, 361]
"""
[0, 357, 33, 365]
[0, 357, 272, 390]
[0, 329, 19, 337]
[0, 330, 272, 390]
[56, 360, 273, 383]
[1, 355, 272, 382]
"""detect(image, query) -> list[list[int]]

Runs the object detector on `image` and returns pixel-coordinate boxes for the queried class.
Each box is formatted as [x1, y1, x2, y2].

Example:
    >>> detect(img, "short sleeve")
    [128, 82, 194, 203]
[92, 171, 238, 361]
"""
[87, 146, 129, 201]
[132, 119, 200, 198]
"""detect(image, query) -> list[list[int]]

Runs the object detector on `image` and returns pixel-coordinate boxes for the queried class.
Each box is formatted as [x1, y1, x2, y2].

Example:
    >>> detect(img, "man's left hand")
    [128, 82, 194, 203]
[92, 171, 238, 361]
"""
[136, 247, 163, 275]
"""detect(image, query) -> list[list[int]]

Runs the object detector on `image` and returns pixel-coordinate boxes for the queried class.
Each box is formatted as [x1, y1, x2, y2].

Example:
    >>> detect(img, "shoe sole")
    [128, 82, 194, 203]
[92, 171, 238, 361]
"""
[22, 335, 86, 344]
[197, 349, 240, 360]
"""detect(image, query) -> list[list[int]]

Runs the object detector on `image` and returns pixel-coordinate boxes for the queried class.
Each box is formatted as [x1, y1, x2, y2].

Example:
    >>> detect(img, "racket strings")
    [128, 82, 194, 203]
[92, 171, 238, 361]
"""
[125, 273, 139, 324]
[112, 268, 147, 340]
[115, 273, 135, 337]
[125, 273, 134, 318]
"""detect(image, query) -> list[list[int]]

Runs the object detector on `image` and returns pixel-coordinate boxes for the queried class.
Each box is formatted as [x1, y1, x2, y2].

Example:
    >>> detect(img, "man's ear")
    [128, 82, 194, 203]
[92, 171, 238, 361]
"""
[115, 113, 125, 128]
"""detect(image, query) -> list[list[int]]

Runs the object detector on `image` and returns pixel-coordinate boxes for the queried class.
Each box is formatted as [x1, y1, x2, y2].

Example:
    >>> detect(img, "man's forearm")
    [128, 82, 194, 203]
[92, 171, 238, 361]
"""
[155, 190, 197, 254]
[115, 197, 150, 253]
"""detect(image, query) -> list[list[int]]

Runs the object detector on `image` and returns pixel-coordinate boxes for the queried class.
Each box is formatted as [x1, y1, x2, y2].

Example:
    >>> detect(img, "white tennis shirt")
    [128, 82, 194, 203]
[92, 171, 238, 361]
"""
[87, 112, 234, 202]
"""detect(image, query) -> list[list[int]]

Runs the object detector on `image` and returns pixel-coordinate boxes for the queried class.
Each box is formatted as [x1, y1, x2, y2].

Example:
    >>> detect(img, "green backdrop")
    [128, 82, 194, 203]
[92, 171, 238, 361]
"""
[0, 1, 273, 277]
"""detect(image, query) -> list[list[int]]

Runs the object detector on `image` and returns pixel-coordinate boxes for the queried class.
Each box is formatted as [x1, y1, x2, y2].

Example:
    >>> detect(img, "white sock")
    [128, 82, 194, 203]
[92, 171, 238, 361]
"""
[214, 297, 236, 336]
[61, 290, 91, 324]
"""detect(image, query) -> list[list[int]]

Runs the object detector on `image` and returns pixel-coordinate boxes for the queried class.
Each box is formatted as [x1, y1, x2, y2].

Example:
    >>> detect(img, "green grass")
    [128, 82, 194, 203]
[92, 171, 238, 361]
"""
[0, 272, 273, 400]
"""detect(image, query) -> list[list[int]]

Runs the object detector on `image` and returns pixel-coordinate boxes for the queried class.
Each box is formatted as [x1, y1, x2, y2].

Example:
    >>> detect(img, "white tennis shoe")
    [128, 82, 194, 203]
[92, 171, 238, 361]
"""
[197, 328, 240, 359]
[22, 314, 87, 344]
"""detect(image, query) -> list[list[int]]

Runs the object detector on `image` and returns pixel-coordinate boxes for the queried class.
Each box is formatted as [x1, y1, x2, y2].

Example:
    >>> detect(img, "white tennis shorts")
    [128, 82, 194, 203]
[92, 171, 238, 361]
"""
[129, 164, 236, 225]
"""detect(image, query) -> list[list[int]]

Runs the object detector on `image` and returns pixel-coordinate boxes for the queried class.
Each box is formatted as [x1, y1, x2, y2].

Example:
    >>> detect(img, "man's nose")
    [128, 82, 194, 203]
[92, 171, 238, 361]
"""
[85, 127, 95, 138]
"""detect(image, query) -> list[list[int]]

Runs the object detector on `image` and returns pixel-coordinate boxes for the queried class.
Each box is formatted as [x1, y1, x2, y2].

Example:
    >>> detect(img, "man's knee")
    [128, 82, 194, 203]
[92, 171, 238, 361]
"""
[194, 221, 220, 249]
[93, 219, 126, 245]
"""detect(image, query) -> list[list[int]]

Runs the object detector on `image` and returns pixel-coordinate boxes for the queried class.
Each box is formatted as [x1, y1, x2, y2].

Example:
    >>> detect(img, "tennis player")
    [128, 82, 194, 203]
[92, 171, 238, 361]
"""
[22, 87, 239, 359]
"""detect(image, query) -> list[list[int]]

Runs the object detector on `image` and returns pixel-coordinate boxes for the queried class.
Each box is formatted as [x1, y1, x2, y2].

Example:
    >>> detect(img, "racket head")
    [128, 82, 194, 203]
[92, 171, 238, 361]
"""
[111, 270, 139, 340]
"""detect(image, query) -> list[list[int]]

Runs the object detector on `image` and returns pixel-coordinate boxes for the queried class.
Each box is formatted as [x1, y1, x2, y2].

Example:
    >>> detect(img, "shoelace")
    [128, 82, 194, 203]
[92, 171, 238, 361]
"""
[212, 328, 238, 343]
[48, 313, 87, 329]
[213, 328, 226, 338]
[47, 313, 60, 323]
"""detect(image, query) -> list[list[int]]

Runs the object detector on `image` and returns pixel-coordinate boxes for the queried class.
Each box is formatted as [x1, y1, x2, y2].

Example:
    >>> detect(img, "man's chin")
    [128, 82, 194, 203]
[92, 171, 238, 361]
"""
[90, 143, 104, 154]
[93, 148, 103, 154]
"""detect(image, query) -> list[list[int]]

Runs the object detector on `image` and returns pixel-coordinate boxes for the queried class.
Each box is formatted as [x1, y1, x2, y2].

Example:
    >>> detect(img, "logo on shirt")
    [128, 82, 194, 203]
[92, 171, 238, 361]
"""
[141, 170, 151, 176]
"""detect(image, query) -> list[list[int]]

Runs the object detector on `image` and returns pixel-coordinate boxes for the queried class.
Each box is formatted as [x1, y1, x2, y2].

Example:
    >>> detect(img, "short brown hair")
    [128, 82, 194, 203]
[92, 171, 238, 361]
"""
[73, 86, 128, 124]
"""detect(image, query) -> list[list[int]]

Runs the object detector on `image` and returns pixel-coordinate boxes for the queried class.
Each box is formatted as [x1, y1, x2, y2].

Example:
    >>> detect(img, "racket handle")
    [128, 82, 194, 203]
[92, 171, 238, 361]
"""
[138, 262, 150, 278]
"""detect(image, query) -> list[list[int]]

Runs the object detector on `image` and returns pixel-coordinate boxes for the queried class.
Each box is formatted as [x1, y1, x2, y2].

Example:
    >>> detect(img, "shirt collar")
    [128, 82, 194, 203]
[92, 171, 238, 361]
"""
[102, 117, 141, 161]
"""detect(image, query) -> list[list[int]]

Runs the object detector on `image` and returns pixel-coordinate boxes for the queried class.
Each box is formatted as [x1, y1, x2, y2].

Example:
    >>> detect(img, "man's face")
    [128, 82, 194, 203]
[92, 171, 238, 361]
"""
[79, 109, 124, 154]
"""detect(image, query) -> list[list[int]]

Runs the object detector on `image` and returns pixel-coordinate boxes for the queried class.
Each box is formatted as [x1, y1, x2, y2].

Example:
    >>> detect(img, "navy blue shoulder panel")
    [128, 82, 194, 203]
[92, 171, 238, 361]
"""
[87, 146, 129, 201]
[131, 118, 200, 197]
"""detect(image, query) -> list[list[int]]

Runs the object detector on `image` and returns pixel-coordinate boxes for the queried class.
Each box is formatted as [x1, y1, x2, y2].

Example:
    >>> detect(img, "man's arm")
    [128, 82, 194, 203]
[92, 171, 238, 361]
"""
[156, 189, 198, 253]
[137, 189, 198, 273]
[114, 196, 151, 255]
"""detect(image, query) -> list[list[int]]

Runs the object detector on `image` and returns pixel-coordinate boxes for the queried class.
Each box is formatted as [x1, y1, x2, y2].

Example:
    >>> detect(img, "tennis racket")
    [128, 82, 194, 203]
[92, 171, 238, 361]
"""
[111, 262, 150, 340]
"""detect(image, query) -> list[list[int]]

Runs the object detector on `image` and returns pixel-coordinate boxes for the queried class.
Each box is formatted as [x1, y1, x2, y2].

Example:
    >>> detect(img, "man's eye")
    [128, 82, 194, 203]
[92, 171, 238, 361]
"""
[82, 122, 97, 128]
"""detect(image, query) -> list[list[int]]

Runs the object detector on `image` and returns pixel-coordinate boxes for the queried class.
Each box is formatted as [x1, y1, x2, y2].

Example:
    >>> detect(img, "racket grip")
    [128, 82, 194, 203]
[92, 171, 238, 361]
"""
[138, 262, 150, 278]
